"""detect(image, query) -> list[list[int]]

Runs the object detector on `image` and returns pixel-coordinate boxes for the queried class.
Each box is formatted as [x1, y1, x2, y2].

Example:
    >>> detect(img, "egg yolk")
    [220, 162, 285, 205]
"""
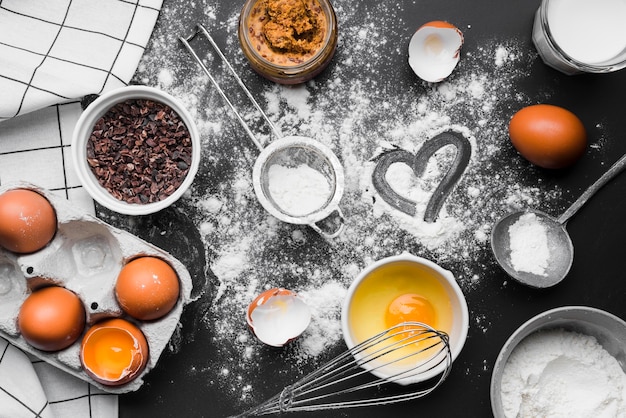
[385, 293, 437, 329]
[81, 318, 148, 386]
[85, 329, 137, 380]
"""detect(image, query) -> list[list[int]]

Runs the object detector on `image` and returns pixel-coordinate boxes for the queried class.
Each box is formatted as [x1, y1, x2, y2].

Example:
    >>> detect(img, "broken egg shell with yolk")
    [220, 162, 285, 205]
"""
[247, 288, 312, 348]
[80, 318, 149, 386]
[408, 21, 464, 83]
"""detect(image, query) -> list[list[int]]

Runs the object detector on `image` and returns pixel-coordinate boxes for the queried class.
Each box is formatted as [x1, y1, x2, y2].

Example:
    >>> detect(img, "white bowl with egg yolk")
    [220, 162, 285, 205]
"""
[341, 253, 469, 385]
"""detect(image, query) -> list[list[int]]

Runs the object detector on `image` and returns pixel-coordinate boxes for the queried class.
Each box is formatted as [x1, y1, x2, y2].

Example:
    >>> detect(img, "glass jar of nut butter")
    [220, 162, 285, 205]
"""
[238, 0, 338, 84]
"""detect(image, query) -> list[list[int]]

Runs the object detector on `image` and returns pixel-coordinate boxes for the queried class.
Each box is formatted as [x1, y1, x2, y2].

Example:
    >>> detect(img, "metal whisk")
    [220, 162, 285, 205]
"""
[231, 322, 452, 416]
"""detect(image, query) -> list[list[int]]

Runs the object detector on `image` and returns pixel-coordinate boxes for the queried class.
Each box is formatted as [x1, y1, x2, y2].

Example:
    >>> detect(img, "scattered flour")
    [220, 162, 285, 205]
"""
[157, 68, 174, 88]
[267, 164, 331, 216]
[501, 329, 626, 418]
[495, 45, 516, 67]
[298, 280, 347, 357]
[127, 0, 594, 409]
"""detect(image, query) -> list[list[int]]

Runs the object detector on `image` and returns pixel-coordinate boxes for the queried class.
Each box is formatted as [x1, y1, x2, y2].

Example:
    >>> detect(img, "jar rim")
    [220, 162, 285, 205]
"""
[538, 0, 626, 71]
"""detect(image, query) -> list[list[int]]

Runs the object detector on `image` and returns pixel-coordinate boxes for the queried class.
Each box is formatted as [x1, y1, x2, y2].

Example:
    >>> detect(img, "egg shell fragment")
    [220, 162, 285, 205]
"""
[247, 288, 312, 347]
[408, 21, 464, 83]
[0, 181, 193, 394]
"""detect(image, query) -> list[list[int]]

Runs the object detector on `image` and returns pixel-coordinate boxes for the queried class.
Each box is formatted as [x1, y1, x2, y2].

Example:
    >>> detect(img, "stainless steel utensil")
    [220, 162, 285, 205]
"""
[490, 306, 626, 417]
[491, 153, 626, 288]
[231, 322, 452, 416]
[180, 25, 345, 238]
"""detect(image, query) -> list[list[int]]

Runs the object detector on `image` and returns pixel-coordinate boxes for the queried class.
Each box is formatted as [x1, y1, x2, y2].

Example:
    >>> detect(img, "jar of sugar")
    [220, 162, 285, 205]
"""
[532, 0, 626, 74]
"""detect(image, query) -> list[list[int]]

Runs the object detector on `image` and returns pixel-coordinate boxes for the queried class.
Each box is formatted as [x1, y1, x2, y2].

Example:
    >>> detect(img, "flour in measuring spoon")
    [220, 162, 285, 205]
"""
[508, 213, 550, 276]
[267, 164, 331, 216]
[547, 0, 626, 64]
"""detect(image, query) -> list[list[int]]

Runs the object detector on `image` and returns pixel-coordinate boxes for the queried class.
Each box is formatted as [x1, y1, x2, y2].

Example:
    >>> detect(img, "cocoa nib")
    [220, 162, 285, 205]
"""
[86, 98, 193, 205]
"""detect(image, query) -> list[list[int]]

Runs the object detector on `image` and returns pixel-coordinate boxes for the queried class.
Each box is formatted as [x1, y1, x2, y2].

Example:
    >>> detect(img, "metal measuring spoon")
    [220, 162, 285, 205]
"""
[491, 153, 626, 288]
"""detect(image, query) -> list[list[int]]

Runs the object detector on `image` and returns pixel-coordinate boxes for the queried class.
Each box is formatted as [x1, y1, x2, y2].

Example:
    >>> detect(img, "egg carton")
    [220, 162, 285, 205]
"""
[0, 181, 193, 393]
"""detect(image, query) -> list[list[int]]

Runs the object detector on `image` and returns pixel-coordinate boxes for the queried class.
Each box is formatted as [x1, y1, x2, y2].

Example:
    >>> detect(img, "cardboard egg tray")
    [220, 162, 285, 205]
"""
[0, 182, 193, 393]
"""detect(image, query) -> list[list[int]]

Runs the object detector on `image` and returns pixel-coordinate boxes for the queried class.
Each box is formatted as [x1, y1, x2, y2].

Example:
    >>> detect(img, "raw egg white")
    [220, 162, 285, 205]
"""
[408, 21, 464, 83]
[80, 318, 149, 386]
[509, 104, 587, 169]
[115, 256, 180, 321]
[0, 188, 57, 254]
[247, 287, 311, 347]
[347, 261, 453, 365]
[18, 286, 86, 351]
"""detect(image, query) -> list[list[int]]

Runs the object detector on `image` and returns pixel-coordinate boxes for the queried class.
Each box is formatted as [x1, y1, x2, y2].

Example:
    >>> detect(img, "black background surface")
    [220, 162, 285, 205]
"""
[114, 1, 626, 417]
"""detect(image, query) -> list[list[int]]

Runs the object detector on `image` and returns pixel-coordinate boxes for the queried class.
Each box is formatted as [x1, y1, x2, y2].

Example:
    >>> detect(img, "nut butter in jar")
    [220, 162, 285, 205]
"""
[238, 0, 338, 84]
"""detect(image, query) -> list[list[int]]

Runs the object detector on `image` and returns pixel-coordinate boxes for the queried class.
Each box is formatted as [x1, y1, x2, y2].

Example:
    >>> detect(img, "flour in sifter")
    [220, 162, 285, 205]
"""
[267, 163, 331, 216]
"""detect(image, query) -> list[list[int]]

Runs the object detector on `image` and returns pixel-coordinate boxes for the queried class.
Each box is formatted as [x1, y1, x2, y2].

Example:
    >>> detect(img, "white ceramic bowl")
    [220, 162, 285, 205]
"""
[72, 86, 200, 215]
[490, 306, 626, 417]
[341, 253, 469, 385]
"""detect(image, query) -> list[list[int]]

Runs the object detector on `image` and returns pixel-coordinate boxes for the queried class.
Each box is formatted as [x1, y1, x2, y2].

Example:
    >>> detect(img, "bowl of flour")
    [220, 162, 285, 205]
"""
[491, 306, 626, 418]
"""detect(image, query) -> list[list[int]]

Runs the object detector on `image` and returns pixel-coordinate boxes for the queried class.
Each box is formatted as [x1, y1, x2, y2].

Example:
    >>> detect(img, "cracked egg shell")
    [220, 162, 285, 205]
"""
[80, 318, 149, 386]
[408, 21, 464, 83]
[246, 288, 311, 348]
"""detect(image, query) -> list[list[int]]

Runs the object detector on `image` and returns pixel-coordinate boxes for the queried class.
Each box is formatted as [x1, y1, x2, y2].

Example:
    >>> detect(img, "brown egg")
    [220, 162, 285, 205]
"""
[18, 286, 86, 351]
[115, 256, 180, 321]
[0, 189, 57, 253]
[508, 104, 587, 169]
[80, 318, 149, 386]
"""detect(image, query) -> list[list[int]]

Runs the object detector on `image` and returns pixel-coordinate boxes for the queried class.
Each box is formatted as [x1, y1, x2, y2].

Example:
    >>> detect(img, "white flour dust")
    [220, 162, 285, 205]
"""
[508, 212, 550, 276]
[130, 0, 599, 408]
[267, 164, 331, 216]
[501, 329, 626, 418]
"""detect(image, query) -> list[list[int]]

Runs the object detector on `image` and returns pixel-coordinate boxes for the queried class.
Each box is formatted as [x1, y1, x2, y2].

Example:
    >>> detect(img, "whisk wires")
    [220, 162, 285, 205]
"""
[233, 322, 452, 416]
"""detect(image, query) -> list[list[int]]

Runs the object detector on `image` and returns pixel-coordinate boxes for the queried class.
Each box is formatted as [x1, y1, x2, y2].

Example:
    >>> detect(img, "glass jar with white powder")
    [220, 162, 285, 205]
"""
[532, 0, 626, 74]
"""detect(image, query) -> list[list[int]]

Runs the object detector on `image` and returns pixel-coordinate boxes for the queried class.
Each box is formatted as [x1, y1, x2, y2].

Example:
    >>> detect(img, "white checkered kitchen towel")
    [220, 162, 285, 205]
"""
[0, 339, 117, 418]
[0, 1, 163, 416]
[0, 0, 163, 212]
[0, 0, 161, 119]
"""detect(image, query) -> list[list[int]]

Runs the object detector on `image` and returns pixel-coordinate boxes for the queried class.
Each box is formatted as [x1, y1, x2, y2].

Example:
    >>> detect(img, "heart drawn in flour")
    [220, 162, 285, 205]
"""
[372, 131, 471, 223]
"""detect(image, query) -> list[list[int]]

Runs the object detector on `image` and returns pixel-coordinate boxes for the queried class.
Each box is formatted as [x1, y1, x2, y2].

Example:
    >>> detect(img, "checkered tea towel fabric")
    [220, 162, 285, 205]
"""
[0, 1, 164, 416]
[0, 0, 162, 121]
[0, 339, 117, 418]
[0, 100, 97, 215]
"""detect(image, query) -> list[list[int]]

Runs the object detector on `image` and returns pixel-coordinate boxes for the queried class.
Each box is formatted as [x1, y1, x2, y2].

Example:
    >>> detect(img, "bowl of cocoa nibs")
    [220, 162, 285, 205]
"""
[72, 86, 200, 215]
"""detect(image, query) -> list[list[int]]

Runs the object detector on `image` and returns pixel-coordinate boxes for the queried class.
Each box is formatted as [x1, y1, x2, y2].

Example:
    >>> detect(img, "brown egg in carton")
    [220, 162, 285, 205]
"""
[0, 181, 192, 393]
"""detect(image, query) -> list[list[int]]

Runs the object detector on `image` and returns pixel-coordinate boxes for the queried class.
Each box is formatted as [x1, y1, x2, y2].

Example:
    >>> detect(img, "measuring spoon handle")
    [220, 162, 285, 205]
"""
[558, 153, 626, 224]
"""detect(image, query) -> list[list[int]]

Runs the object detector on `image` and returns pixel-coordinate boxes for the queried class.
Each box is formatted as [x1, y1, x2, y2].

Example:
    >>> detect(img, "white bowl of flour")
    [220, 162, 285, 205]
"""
[491, 306, 626, 418]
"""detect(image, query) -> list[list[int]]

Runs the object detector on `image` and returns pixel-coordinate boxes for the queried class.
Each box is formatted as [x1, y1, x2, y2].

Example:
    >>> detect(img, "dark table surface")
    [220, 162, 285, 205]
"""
[112, 0, 626, 417]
